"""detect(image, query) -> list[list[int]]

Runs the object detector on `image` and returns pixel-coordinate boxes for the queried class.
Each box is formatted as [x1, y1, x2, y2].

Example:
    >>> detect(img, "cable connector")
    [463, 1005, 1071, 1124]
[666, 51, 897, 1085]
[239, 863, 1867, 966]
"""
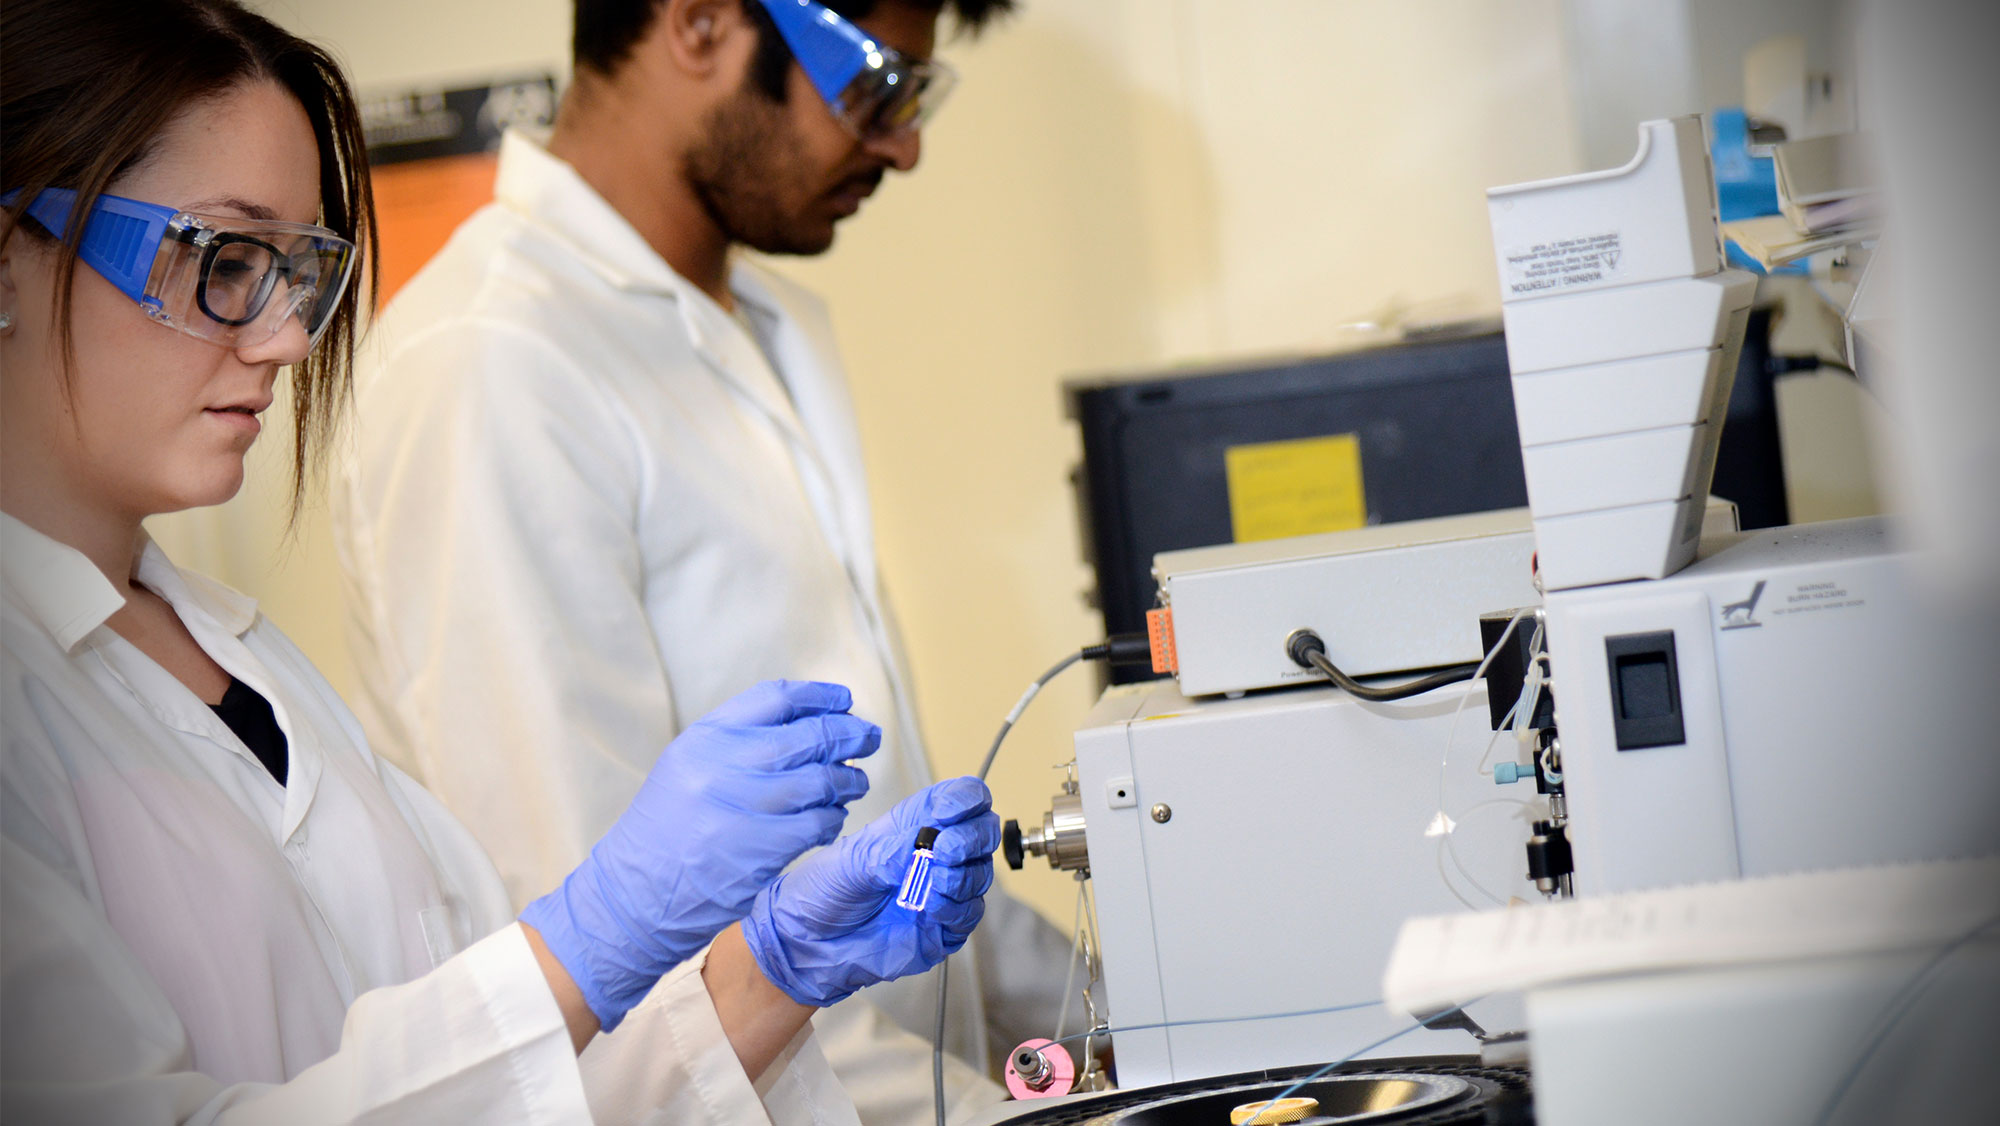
[1144, 608, 1178, 675]
[1080, 632, 1154, 667]
[1285, 628, 1326, 669]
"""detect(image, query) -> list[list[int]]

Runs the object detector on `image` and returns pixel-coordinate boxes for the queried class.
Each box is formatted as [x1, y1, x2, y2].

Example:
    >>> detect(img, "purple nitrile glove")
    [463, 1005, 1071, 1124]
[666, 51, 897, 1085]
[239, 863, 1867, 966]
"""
[741, 776, 1000, 1008]
[521, 680, 878, 1029]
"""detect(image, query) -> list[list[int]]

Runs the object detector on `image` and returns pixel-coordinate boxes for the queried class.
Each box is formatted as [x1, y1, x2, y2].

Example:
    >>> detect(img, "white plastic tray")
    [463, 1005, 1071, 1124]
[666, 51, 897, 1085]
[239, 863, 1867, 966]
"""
[1521, 424, 1710, 518]
[1501, 270, 1758, 375]
[1512, 348, 1724, 446]
[1532, 495, 1708, 590]
[1488, 115, 1723, 301]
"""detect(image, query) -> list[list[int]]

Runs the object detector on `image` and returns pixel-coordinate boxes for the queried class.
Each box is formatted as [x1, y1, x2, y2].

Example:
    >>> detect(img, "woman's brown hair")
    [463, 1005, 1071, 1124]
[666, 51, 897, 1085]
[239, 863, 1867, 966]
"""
[1, 0, 377, 518]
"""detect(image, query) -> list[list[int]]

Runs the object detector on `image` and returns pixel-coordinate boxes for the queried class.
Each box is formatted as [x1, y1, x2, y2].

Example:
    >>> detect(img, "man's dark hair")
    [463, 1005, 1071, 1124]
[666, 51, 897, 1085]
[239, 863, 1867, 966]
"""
[573, 0, 1015, 85]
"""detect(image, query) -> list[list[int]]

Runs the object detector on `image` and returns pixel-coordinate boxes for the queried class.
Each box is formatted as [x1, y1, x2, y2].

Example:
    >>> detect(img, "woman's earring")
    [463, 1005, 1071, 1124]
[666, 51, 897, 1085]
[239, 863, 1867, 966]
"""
[0, 310, 13, 332]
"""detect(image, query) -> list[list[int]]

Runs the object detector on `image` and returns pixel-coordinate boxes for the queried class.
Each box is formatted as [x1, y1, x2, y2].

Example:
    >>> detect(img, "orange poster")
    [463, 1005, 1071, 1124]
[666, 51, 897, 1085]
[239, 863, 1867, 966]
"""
[359, 77, 555, 303]
[369, 152, 499, 303]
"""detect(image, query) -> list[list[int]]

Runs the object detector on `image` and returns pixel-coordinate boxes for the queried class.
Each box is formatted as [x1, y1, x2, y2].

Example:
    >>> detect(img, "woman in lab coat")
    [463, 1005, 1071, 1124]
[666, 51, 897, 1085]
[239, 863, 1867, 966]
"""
[0, 1, 997, 1121]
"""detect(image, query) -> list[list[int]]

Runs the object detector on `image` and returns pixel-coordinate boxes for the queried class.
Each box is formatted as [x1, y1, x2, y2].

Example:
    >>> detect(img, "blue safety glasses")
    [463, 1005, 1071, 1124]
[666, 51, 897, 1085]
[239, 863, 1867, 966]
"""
[2, 187, 356, 352]
[755, 0, 959, 139]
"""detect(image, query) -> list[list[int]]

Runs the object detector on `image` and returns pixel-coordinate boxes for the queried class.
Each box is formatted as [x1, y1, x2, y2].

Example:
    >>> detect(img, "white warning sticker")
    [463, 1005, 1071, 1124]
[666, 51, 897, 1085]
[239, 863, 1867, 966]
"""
[1503, 232, 1625, 296]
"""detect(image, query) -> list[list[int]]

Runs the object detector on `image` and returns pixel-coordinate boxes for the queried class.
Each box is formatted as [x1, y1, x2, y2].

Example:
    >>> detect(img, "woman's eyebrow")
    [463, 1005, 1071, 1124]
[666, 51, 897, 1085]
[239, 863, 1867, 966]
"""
[184, 195, 280, 221]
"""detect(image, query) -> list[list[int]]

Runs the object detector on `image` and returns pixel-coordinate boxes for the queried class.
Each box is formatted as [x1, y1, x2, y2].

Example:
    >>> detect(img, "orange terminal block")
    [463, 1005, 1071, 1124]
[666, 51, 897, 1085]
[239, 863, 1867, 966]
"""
[1146, 606, 1178, 676]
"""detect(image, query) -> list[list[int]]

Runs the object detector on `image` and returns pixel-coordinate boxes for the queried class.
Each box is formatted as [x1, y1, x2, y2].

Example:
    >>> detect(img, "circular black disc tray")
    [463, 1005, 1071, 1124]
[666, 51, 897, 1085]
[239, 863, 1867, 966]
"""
[993, 1055, 1531, 1126]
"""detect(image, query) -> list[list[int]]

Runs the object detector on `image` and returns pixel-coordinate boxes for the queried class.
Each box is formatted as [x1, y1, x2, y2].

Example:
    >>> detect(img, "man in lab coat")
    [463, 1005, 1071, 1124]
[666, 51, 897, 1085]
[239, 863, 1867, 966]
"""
[333, 0, 1069, 1120]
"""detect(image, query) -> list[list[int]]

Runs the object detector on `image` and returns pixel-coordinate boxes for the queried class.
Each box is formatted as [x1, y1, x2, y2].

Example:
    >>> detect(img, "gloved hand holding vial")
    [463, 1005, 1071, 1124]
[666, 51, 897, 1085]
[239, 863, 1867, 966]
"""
[520, 679, 880, 1029]
[744, 777, 1001, 1007]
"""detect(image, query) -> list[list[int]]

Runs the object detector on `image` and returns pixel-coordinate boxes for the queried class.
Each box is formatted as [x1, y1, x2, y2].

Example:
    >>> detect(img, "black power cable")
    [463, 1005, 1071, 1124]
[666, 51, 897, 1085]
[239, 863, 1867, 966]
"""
[1286, 629, 1480, 702]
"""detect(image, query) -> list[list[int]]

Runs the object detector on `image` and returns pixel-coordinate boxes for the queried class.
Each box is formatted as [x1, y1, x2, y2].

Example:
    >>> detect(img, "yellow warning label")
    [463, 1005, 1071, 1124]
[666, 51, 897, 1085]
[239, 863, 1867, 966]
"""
[1224, 434, 1366, 543]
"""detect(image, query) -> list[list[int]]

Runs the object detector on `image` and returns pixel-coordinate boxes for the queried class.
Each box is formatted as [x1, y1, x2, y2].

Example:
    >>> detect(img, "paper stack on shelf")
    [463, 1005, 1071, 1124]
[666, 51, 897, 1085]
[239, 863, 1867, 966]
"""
[1718, 213, 1860, 268]
[1774, 133, 1876, 231]
[1722, 132, 1878, 271]
[1487, 116, 1758, 591]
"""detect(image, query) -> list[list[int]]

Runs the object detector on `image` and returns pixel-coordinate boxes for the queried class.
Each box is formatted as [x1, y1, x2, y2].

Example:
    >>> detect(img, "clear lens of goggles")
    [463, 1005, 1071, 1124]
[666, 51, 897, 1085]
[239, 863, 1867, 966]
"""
[832, 55, 958, 138]
[142, 214, 355, 350]
[3, 187, 356, 352]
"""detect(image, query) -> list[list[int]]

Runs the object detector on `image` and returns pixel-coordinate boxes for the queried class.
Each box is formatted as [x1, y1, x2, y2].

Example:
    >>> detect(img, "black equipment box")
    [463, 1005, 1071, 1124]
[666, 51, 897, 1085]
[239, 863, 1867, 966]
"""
[1066, 318, 1789, 684]
[1066, 331, 1528, 682]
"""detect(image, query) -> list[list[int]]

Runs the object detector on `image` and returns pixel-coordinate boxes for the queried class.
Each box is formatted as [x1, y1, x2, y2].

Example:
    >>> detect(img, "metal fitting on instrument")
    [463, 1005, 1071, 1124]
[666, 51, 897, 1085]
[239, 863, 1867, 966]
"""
[1003, 789, 1090, 873]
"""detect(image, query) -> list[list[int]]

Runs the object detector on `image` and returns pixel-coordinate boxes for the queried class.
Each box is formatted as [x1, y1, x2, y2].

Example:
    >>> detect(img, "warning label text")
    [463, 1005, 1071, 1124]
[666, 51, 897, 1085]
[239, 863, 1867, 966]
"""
[1504, 232, 1625, 296]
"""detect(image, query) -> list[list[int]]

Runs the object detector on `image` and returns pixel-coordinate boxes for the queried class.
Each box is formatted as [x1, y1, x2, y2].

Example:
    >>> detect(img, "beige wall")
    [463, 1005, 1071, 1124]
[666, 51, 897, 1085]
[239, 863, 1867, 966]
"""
[155, 0, 1590, 928]
[773, 1, 1584, 931]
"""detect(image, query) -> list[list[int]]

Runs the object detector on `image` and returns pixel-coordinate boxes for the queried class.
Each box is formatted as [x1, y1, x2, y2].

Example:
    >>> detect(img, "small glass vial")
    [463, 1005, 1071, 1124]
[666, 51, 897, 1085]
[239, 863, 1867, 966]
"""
[895, 826, 942, 911]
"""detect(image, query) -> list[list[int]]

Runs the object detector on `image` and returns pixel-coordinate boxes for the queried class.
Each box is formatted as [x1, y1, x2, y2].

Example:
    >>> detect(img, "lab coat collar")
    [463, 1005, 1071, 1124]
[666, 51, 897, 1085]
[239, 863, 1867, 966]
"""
[0, 513, 130, 653]
[0, 515, 262, 652]
[493, 128, 782, 314]
[492, 130, 814, 442]
[131, 535, 260, 638]
[125, 538, 321, 835]
[2, 514, 316, 830]
[684, 269, 815, 443]
[494, 129, 690, 297]
[492, 128, 879, 591]
[726, 267, 788, 334]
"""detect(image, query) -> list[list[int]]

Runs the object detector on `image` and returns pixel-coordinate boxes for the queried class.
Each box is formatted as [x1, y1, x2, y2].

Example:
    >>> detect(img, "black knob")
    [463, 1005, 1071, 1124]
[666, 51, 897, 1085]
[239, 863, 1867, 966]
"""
[1525, 821, 1573, 883]
[1002, 819, 1025, 870]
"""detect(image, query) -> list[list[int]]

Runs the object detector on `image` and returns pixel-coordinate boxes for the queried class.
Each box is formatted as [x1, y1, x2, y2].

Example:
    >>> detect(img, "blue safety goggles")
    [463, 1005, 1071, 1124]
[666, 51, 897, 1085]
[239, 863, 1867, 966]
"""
[756, 0, 959, 139]
[2, 187, 356, 352]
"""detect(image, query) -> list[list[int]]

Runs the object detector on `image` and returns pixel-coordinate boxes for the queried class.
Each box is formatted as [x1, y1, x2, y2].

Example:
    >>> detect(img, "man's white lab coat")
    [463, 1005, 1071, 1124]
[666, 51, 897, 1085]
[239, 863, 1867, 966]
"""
[0, 515, 853, 1123]
[334, 131, 1066, 1122]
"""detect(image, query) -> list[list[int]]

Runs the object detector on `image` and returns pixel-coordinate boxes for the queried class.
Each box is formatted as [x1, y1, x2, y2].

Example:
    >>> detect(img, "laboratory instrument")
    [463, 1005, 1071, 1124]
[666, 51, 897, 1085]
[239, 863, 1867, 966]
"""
[983, 101, 1996, 1125]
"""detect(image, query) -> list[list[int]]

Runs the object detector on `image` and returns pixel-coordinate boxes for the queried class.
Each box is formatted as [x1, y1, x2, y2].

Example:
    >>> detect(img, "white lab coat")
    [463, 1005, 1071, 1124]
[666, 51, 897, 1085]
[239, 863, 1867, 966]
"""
[0, 514, 855, 1124]
[333, 131, 1068, 1123]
